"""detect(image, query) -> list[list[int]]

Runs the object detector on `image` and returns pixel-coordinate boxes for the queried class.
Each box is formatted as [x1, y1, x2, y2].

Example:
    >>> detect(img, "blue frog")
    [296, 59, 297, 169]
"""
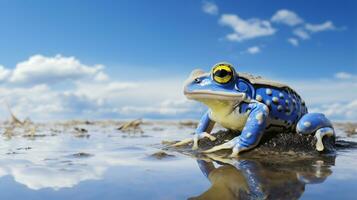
[173, 62, 335, 157]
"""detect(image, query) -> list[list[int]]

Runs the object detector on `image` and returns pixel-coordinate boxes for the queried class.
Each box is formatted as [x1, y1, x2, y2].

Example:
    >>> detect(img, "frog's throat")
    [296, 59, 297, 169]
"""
[184, 90, 245, 116]
[195, 98, 239, 117]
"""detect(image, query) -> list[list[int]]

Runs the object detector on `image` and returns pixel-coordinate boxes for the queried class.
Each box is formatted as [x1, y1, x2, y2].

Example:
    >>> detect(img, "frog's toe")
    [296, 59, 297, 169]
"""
[192, 132, 216, 150]
[202, 132, 217, 141]
[203, 136, 258, 157]
[172, 132, 216, 150]
[202, 139, 236, 153]
[229, 144, 251, 157]
[171, 138, 193, 147]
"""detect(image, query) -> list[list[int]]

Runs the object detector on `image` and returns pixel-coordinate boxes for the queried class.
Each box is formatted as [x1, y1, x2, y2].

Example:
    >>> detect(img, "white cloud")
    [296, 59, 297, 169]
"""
[290, 21, 338, 43]
[216, 9, 342, 45]
[0, 160, 103, 190]
[285, 76, 357, 121]
[271, 9, 304, 26]
[0, 78, 199, 120]
[119, 99, 199, 116]
[0, 54, 354, 121]
[0, 65, 11, 82]
[334, 72, 356, 80]
[287, 20, 340, 47]
[202, 1, 218, 15]
[287, 38, 299, 46]
[219, 14, 276, 42]
[305, 21, 336, 33]
[310, 100, 357, 121]
[9, 54, 106, 85]
[0, 55, 201, 120]
[293, 28, 310, 40]
[94, 71, 109, 82]
[246, 46, 261, 54]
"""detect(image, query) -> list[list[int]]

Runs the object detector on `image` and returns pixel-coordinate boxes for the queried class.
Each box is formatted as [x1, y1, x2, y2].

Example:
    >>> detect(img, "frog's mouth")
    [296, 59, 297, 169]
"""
[184, 90, 246, 101]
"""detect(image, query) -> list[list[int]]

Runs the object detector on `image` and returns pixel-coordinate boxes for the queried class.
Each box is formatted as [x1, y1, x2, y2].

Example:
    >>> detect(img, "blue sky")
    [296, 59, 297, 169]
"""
[0, 0, 356, 121]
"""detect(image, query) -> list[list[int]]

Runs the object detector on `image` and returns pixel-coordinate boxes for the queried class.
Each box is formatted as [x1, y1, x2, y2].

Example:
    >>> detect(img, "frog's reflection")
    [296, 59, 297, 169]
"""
[190, 154, 335, 200]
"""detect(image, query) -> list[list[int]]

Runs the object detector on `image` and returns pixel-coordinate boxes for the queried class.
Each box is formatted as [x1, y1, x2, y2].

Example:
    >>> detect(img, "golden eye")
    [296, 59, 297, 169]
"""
[212, 64, 234, 84]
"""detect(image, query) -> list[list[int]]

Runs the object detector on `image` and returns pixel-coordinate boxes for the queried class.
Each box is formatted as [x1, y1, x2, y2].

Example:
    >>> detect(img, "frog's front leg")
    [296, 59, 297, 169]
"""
[203, 102, 269, 157]
[172, 110, 216, 150]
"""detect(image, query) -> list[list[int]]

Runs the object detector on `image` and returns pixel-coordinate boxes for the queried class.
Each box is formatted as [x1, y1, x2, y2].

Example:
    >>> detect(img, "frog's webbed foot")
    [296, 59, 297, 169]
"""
[202, 139, 236, 153]
[202, 137, 246, 157]
[171, 138, 193, 147]
[171, 132, 216, 150]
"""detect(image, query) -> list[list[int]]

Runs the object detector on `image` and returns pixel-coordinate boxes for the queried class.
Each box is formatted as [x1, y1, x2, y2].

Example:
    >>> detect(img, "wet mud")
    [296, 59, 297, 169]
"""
[149, 151, 176, 160]
[167, 129, 357, 157]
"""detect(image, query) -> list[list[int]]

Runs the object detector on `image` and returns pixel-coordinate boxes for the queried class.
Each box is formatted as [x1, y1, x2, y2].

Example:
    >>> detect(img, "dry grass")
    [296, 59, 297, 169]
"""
[2, 103, 37, 139]
[117, 119, 144, 133]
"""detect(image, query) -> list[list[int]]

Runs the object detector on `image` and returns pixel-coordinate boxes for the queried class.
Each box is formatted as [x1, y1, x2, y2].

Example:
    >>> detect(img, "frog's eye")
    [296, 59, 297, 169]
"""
[212, 64, 234, 84]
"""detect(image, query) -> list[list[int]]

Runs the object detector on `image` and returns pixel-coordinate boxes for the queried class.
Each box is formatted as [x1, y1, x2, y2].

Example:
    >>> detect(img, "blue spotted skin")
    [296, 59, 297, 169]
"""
[233, 102, 269, 151]
[239, 81, 308, 131]
[296, 113, 332, 134]
[185, 66, 335, 154]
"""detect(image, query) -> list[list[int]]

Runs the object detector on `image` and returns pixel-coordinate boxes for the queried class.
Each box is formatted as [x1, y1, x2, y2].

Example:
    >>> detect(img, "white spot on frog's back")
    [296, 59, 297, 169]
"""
[277, 105, 283, 112]
[272, 96, 279, 103]
[285, 99, 290, 105]
[266, 88, 272, 95]
[279, 92, 284, 99]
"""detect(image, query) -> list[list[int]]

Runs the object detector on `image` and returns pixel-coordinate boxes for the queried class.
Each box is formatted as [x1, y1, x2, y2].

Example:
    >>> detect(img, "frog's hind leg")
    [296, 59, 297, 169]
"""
[296, 113, 335, 151]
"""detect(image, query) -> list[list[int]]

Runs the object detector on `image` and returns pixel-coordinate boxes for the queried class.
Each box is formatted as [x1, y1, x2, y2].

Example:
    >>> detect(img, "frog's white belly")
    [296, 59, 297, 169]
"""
[210, 109, 249, 131]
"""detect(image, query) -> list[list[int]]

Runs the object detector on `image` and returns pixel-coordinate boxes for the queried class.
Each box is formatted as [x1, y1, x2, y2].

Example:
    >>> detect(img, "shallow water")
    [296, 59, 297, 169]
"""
[0, 121, 356, 200]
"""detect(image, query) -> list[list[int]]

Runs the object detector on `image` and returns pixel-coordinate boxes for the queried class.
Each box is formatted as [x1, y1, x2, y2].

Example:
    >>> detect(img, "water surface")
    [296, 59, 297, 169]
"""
[0, 121, 356, 199]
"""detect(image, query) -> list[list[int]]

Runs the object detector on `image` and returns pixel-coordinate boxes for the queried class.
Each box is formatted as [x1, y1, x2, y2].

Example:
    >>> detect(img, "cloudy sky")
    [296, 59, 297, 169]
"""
[0, 0, 356, 121]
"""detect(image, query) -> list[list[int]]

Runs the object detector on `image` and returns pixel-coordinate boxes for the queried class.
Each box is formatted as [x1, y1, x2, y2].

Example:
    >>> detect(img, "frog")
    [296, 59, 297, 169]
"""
[173, 62, 335, 157]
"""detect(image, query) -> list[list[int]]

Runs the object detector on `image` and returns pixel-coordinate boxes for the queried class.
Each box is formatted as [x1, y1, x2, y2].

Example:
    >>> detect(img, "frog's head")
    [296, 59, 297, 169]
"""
[184, 62, 247, 110]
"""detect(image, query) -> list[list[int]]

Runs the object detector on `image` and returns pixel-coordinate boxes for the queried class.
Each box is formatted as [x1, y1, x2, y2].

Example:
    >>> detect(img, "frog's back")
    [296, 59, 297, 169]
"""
[239, 73, 308, 130]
